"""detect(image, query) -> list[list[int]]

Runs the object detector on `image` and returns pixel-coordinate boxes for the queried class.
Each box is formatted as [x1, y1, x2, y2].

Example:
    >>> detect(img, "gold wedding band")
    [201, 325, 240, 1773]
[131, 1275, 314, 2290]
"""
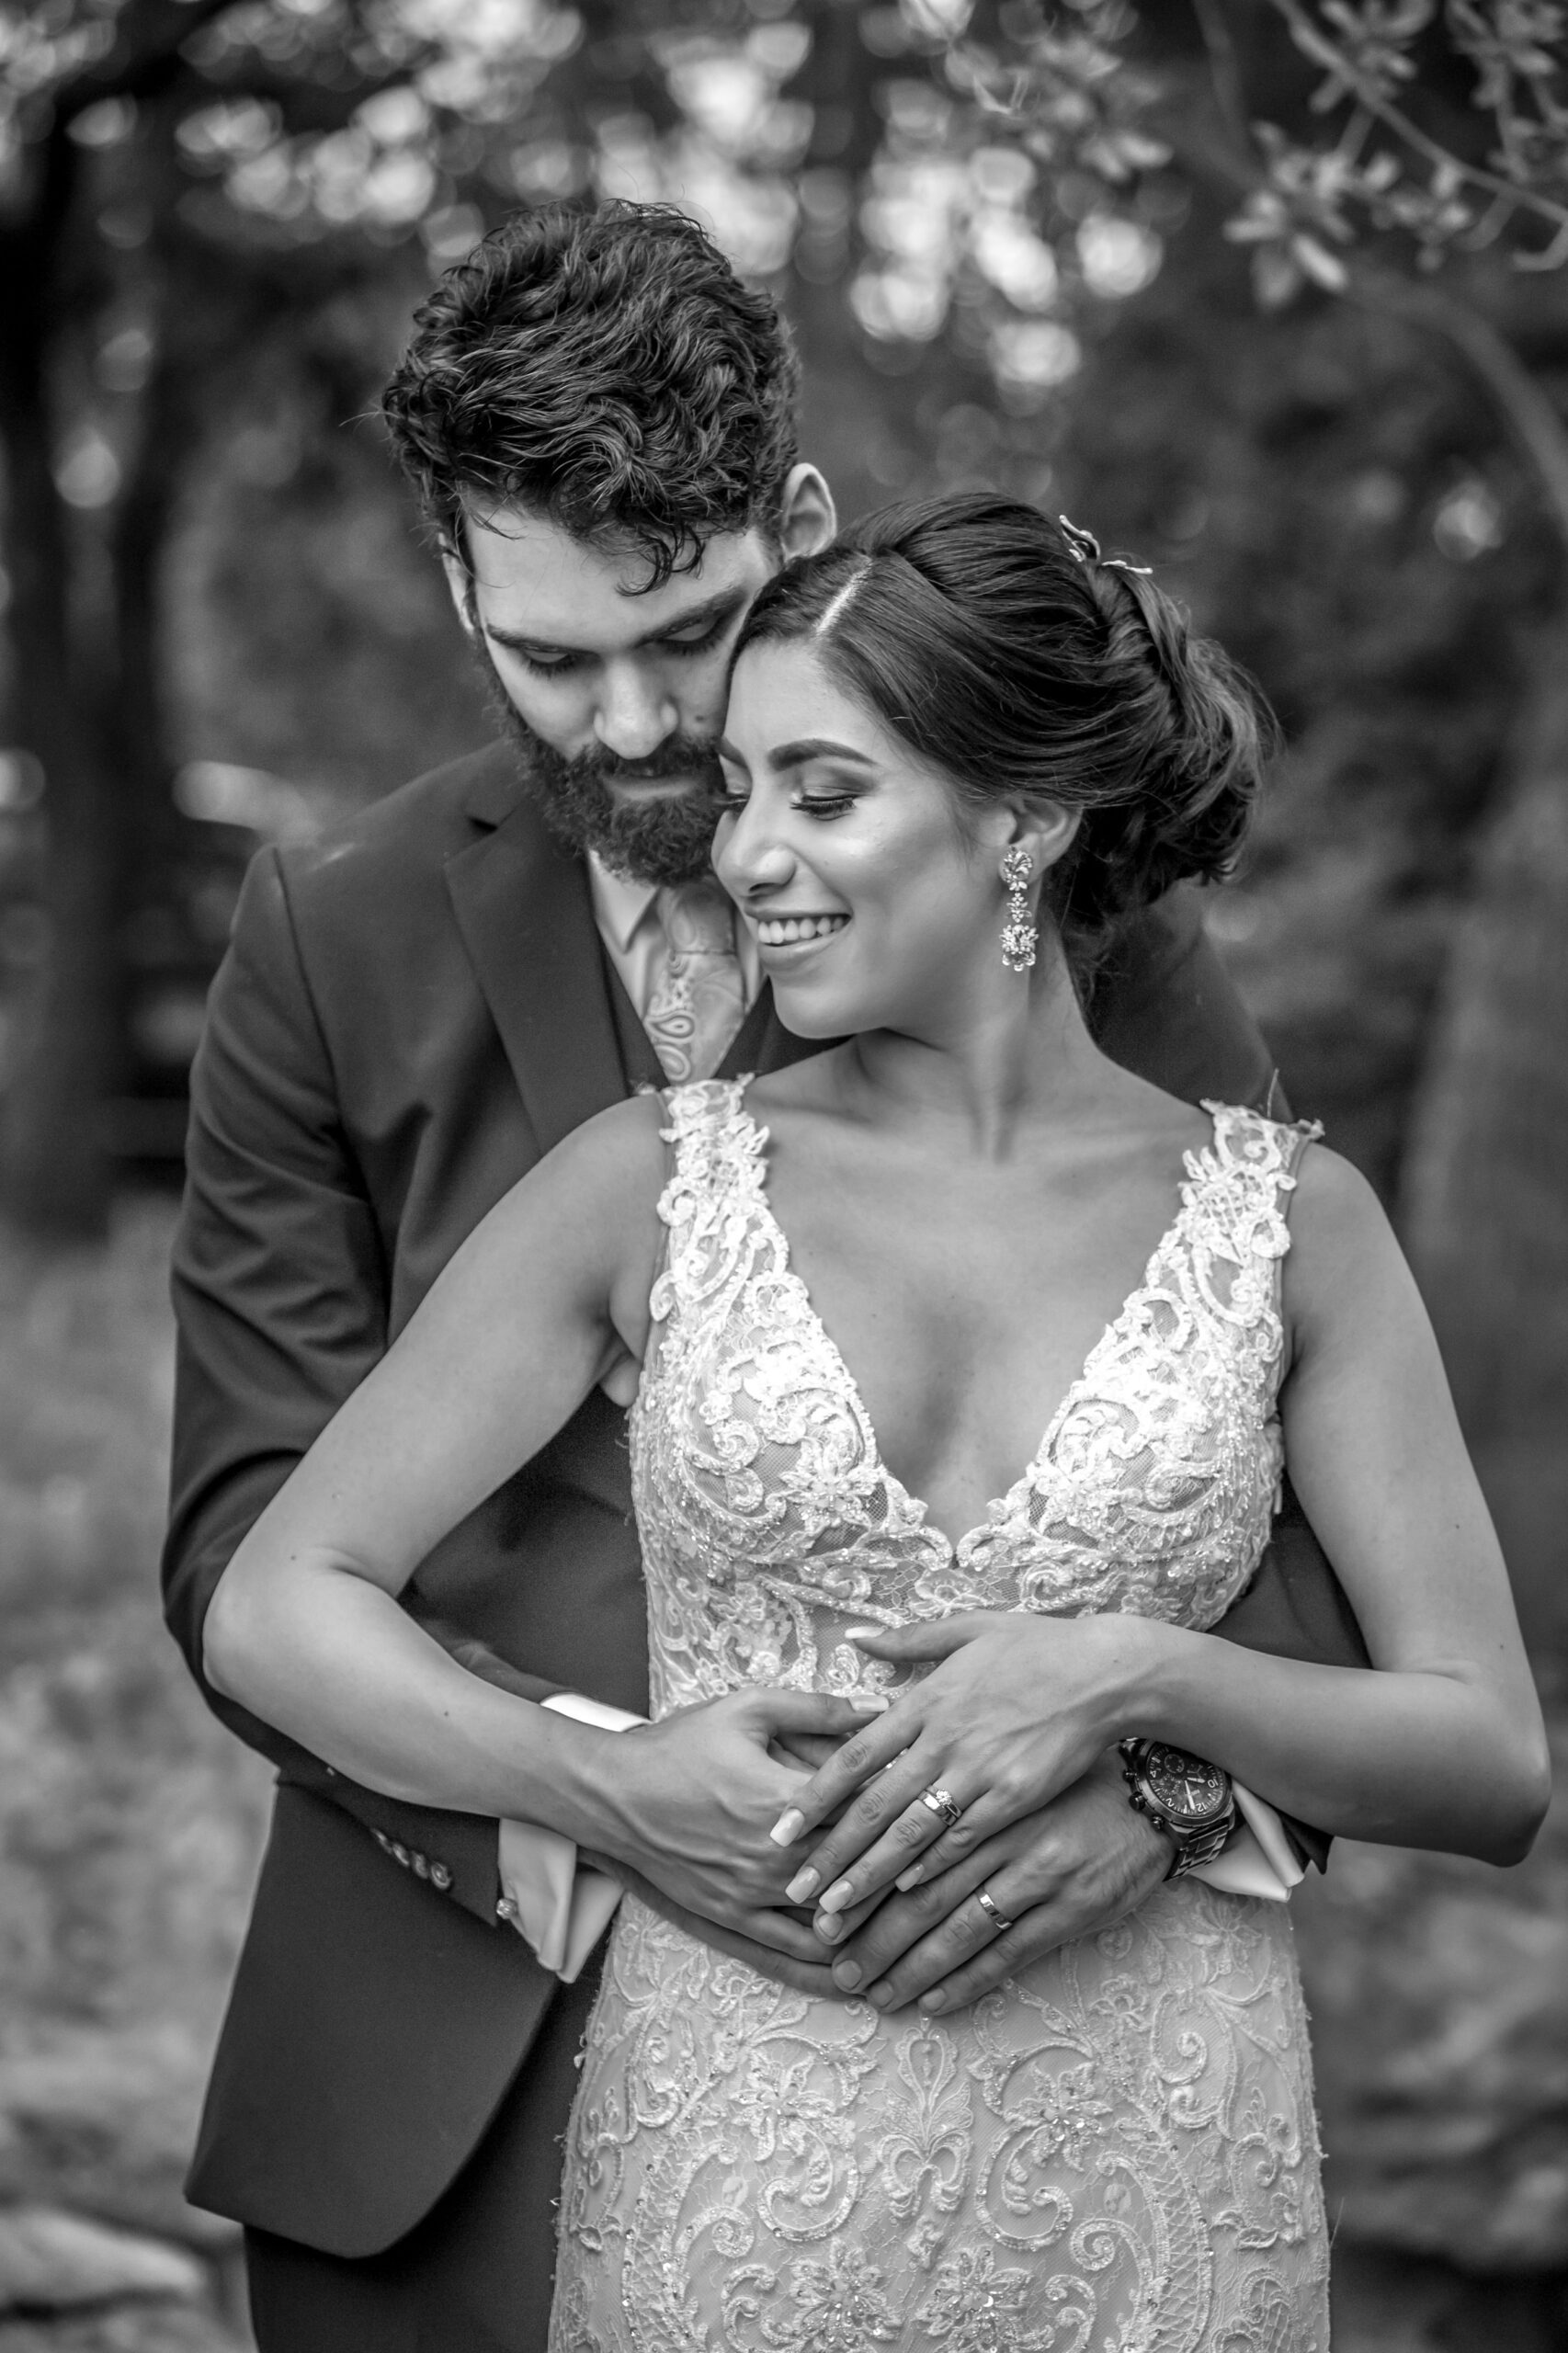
[919, 1784, 964, 1830]
[976, 1889, 1014, 1936]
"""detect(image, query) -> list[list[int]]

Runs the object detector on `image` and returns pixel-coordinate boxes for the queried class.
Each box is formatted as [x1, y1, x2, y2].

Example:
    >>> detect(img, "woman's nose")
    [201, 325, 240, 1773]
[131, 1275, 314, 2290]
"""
[715, 796, 796, 896]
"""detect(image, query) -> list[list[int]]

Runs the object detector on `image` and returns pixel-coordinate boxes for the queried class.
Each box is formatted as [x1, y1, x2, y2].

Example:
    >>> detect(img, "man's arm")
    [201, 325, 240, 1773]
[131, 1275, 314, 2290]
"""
[163, 847, 565, 1927]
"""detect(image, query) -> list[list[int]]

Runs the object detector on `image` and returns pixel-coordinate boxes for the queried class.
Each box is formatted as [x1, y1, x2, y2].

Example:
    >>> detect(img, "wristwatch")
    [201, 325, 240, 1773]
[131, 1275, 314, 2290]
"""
[1119, 1738, 1237, 1880]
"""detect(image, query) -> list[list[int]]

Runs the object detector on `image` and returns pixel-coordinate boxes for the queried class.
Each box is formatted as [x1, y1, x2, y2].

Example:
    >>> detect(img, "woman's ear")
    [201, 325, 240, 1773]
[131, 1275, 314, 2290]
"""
[778, 465, 837, 559]
[1006, 801, 1082, 881]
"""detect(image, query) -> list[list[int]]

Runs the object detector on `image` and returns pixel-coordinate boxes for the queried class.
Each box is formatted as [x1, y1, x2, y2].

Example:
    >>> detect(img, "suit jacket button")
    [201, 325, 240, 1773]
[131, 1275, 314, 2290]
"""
[431, 1863, 453, 1892]
[413, 1851, 430, 1879]
[392, 1842, 411, 1868]
[372, 1829, 391, 1852]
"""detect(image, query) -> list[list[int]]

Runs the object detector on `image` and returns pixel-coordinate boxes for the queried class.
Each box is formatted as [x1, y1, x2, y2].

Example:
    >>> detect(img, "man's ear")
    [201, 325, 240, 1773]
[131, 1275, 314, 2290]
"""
[440, 544, 479, 638]
[778, 464, 836, 559]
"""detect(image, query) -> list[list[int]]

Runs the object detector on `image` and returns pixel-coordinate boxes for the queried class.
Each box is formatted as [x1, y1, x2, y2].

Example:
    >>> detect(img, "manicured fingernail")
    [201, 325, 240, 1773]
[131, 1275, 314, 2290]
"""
[816, 1912, 846, 1943]
[896, 1864, 925, 1892]
[844, 1625, 881, 1643]
[918, 1991, 947, 2013]
[785, 1867, 819, 1904]
[770, 1810, 805, 1847]
[849, 1694, 891, 1713]
[819, 1878, 856, 1915]
[833, 1959, 861, 1990]
[869, 1983, 892, 2008]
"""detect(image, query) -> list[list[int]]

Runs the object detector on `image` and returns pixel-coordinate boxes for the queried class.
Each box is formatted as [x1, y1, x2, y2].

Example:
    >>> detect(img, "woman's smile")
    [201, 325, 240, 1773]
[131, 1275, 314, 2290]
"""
[750, 911, 851, 955]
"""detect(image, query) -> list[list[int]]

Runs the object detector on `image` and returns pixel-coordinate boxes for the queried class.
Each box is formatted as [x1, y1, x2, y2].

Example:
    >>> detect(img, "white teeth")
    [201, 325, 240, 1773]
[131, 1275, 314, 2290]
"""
[756, 915, 848, 946]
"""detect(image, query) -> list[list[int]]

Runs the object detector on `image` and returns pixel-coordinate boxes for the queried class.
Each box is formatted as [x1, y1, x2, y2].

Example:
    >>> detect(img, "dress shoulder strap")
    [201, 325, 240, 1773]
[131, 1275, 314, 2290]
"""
[1180, 1100, 1324, 1345]
[648, 1077, 767, 1324]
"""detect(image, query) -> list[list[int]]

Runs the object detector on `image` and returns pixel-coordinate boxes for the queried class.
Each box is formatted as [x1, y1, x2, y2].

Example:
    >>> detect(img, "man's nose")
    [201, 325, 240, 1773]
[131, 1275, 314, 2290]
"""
[593, 663, 678, 761]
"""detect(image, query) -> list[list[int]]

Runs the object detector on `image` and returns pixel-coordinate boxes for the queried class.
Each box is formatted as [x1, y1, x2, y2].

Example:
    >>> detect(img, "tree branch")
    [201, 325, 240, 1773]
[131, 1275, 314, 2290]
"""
[1188, 0, 1253, 165]
[1265, 0, 1568, 260]
[1346, 264, 1568, 552]
[1155, 88, 1568, 562]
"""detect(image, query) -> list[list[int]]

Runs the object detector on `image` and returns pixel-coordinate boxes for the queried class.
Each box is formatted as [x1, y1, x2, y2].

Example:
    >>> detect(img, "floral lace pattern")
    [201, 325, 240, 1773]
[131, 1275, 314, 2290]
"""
[550, 1082, 1330, 2353]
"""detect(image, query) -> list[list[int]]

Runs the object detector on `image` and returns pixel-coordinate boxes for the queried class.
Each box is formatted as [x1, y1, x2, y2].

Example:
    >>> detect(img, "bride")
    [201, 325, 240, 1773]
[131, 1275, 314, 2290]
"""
[205, 494, 1548, 2351]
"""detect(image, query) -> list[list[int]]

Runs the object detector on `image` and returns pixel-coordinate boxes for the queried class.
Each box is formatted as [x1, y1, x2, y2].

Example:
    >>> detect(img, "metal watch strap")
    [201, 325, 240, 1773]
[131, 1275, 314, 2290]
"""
[1119, 1738, 1237, 1880]
[1160, 1813, 1236, 1881]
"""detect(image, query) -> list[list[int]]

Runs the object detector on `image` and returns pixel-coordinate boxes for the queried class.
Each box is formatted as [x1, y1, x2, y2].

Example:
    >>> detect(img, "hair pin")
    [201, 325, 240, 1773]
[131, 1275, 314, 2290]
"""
[1057, 514, 1153, 577]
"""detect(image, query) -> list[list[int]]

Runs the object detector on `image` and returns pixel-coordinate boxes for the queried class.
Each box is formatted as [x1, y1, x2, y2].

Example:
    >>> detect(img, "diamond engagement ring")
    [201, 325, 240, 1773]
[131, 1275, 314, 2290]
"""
[975, 1890, 1014, 1935]
[919, 1785, 964, 1830]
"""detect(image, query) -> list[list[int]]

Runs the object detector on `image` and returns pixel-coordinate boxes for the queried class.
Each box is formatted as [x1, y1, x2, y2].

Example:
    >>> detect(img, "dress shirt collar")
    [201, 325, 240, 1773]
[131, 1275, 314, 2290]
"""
[586, 855, 660, 956]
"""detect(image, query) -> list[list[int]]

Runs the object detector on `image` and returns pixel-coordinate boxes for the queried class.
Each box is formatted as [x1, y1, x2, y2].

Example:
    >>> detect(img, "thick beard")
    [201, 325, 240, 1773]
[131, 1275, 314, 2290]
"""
[475, 641, 724, 888]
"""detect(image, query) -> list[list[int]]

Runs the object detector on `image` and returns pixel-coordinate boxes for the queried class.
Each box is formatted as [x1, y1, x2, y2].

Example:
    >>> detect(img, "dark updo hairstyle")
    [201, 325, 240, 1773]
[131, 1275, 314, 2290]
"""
[733, 494, 1278, 971]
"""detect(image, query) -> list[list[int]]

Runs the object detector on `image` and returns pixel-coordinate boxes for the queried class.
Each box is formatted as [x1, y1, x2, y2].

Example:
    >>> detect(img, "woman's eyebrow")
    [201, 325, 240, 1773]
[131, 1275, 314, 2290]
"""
[768, 739, 877, 771]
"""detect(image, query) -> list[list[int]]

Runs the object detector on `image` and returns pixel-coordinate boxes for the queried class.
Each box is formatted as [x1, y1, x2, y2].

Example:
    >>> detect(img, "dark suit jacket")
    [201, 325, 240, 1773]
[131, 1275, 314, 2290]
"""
[165, 741, 1364, 2257]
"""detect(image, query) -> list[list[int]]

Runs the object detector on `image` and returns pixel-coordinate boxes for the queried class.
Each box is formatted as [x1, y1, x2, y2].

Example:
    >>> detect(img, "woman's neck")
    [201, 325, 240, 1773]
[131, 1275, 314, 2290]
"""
[830, 940, 1116, 1160]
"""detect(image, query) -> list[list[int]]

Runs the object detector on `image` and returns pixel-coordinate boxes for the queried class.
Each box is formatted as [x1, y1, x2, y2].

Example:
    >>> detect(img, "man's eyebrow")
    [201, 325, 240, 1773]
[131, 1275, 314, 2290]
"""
[483, 587, 746, 660]
[768, 738, 877, 771]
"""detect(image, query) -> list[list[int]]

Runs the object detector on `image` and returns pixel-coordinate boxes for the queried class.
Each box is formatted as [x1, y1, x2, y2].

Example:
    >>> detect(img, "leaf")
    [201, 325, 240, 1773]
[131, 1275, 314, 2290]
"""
[1292, 231, 1351, 289]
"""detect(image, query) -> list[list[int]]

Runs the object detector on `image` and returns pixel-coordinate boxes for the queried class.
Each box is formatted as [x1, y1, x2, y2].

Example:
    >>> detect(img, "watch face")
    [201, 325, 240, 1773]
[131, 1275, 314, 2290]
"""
[1144, 1743, 1230, 1826]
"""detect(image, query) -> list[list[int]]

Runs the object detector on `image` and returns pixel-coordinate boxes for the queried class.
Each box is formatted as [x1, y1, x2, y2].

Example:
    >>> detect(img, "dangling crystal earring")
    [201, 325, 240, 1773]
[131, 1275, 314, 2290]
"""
[1000, 846, 1038, 973]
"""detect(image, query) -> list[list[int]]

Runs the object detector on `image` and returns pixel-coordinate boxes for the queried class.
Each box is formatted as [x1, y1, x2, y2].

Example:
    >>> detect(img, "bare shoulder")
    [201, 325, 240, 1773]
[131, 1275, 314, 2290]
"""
[464, 1091, 670, 1306]
[1281, 1140, 1419, 1350]
[521, 1090, 669, 1222]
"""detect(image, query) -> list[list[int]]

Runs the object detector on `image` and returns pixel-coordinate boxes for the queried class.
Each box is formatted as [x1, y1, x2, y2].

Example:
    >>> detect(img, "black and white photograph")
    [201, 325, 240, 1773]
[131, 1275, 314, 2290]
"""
[1, 3, 1565, 2347]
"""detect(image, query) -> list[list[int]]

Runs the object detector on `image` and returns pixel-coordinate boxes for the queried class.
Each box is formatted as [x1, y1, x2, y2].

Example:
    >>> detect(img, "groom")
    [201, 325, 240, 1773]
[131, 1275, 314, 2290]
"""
[164, 199, 1363, 2350]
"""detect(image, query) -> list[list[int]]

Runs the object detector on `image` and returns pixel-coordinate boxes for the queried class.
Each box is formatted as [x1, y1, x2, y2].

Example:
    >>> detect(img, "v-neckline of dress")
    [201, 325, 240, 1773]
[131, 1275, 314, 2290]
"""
[731, 1092, 1214, 1562]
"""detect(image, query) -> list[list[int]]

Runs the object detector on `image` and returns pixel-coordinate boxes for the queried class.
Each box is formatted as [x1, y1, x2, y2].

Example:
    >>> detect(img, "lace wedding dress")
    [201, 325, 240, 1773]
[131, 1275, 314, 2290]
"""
[550, 1080, 1331, 2353]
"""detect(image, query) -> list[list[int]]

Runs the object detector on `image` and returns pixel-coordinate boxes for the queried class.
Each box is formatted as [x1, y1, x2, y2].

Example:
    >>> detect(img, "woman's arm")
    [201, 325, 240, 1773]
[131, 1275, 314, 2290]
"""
[200, 1090, 668, 1832]
[769, 1147, 1550, 1918]
[1131, 1144, 1550, 1859]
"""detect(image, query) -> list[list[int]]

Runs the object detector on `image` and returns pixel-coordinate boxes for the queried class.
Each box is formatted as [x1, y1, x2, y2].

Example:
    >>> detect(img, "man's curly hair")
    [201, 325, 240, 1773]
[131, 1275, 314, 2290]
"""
[381, 200, 801, 589]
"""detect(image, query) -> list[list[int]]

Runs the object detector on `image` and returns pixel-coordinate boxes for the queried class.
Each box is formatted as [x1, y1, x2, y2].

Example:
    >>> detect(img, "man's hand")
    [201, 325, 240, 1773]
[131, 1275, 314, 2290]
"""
[585, 1852, 838, 1997]
[577, 1686, 885, 1964]
[815, 1749, 1170, 2015]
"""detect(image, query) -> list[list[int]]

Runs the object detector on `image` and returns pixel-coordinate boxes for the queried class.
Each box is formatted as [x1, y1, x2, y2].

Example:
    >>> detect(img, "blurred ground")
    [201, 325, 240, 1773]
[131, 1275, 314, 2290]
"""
[0, 1203, 266, 2347]
[0, 1206, 1562, 2347]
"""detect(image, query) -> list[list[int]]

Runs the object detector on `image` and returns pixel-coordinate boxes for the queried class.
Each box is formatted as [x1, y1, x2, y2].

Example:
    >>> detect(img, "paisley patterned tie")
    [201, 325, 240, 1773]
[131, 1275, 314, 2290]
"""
[643, 880, 748, 1084]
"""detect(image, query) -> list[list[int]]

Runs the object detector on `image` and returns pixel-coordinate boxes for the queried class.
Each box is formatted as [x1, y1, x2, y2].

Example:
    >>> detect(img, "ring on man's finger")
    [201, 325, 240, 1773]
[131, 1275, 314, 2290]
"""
[919, 1784, 964, 1831]
[975, 1888, 1015, 1936]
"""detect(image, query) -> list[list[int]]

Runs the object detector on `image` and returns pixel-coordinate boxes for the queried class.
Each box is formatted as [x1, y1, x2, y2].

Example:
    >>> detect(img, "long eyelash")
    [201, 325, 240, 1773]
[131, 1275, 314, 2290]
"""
[796, 795, 857, 820]
[515, 651, 585, 678]
[665, 626, 724, 660]
[514, 624, 722, 680]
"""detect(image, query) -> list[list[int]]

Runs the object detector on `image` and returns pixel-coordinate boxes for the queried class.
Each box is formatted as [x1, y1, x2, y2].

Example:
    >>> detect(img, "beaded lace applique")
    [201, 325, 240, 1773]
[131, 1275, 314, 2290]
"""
[551, 1080, 1330, 2353]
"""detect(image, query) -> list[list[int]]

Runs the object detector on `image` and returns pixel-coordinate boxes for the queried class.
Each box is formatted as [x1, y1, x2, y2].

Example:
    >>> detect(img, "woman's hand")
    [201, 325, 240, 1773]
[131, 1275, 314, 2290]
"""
[822, 1749, 1171, 2014]
[767, 1611, 1154, 1927]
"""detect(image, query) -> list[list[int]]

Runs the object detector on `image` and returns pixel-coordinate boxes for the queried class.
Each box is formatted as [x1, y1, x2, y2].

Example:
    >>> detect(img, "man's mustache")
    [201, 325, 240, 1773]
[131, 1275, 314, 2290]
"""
[562, 737, 723, 790]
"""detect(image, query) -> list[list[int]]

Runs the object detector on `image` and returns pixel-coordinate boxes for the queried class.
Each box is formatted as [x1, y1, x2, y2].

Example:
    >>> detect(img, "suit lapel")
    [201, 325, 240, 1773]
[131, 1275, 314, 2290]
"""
[445, 788, 627, 1157]
[606, 954, 667, 1092]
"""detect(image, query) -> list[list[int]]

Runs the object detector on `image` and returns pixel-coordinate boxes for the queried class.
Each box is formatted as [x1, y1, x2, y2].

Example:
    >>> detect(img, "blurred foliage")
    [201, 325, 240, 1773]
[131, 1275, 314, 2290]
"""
[3, 0, 1566, 1232]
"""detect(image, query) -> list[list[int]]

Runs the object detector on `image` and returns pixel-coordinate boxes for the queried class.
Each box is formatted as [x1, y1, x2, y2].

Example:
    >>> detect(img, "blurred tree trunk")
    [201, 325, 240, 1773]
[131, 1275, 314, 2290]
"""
[1390, 287, 1568, 1663]
[1403, 647, 1568, 1664]
[0, 124, 125, 1238]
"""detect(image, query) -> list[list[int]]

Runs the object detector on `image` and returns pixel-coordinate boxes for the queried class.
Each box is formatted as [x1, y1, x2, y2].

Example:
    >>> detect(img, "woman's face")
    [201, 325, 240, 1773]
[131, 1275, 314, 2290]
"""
[714, 639, 1017, 1041]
